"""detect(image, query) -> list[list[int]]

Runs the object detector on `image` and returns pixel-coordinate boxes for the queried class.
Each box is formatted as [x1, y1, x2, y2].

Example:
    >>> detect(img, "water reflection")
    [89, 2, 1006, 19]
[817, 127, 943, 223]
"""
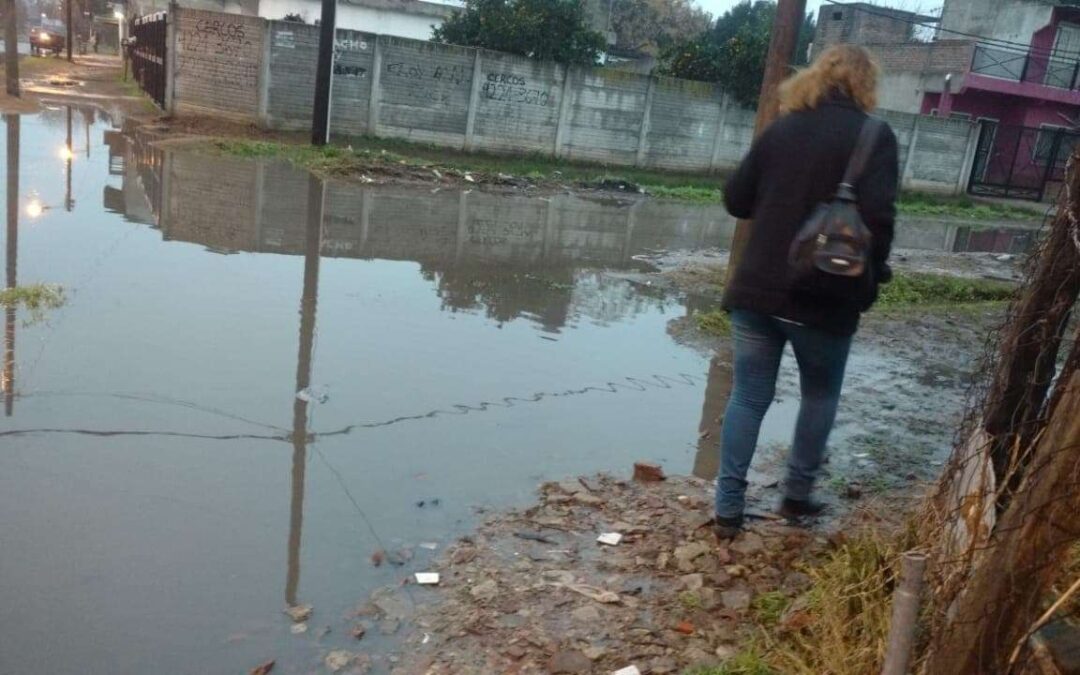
[5, 114, 18, 416]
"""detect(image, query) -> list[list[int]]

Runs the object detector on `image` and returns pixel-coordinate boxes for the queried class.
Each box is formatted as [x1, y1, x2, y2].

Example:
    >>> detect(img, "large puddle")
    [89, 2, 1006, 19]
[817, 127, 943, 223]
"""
[0, 106, 1029, 674]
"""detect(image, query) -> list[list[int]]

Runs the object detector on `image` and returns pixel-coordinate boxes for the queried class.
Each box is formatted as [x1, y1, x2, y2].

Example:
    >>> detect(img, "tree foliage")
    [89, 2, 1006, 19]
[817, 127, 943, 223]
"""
[660, 1, 815, 107]
[610, 0, 712, 55]
[431, 0, 607, 66]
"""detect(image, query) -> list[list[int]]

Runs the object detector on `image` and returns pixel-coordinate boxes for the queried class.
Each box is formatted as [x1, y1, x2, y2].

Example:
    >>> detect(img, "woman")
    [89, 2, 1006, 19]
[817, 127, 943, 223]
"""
[713, 45, 898, 537]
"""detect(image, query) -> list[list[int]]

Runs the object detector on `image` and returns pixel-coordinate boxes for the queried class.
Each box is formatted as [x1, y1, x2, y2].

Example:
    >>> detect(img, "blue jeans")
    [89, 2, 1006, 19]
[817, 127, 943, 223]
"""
[715, 310, 852, 519]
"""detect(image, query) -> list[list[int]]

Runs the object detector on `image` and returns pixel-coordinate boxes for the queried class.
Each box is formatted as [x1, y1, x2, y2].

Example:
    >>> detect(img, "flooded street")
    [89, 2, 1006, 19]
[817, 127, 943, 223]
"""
[0, 108, 1025, 674]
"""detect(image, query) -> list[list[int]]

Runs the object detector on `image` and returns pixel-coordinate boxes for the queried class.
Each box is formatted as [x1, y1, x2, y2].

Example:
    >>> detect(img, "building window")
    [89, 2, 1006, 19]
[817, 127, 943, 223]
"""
[929, 108, 939, 116]
[832, 10, 843, 20]
[1034, 124, 1077, 166]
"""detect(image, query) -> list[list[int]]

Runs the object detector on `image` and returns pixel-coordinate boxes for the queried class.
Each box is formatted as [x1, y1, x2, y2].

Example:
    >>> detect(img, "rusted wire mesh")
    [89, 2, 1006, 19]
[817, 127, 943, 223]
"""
[915, 149, 1080, 675]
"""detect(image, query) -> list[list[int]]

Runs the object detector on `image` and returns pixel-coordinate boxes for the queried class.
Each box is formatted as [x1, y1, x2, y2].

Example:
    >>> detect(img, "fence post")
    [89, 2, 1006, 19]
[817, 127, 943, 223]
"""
[900, 115, 921, 189]
[164, 5, 177, 114]
[708, 92, 731, 172]
[257, 19, 272, 128]
[366, 35, 383, 136]
[463, 48, 483, 152]
[554, 64, 574, 158]
[635, 76, 657, 167]
[957, 120, 981, 196]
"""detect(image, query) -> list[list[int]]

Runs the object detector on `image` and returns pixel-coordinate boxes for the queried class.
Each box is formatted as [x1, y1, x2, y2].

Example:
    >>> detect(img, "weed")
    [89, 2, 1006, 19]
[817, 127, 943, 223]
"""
[0, 284, 65, 325]
[877, 272, 1014, 308]
[752, 591, 790, 626]
[897, 193, 1042, 222]
[696, 310, 731, 336]
[678, 591, 703, 610]
[687, 649, 776, 675]
[644, 184, 724, 204]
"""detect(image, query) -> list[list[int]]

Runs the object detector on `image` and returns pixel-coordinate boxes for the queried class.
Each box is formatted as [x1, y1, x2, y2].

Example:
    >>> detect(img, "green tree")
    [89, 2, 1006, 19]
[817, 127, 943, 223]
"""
[661, 1, 815, 107]
[611, 0, 712, 55]
[432, 0, 607, 66]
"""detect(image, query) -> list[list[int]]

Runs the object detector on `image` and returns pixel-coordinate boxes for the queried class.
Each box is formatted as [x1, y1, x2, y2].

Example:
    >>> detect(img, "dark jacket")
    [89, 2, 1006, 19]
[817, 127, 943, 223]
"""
[722, 96, 899, 336]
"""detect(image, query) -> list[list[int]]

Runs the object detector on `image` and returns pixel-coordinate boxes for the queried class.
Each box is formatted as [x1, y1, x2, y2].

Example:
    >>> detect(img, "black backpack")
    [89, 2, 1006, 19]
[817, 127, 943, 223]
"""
[788, 117, 882, 302]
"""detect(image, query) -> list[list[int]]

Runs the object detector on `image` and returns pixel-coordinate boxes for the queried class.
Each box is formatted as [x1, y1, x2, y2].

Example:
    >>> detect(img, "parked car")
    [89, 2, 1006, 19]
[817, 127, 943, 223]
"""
[29, 20, 66, 56]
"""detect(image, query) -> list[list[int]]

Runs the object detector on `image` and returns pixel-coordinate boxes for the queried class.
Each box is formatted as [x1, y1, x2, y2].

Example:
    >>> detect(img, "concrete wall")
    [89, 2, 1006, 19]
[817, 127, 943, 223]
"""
[172, 8, 265, 119]
[166, 8, 979, 194]
[940, 0, 1052, 45]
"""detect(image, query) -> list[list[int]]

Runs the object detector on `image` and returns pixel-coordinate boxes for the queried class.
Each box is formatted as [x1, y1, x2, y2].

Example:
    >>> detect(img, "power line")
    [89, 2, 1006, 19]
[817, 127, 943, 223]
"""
[822, 0, 1080, 60]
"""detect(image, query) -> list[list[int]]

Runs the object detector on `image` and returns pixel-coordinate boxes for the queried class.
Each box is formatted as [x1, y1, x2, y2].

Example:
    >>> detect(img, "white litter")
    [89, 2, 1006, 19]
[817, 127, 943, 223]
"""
[597, 532, 623, 546]
[296, 386, 329, 404]
[415, 572, 440, 585]
[852, 452, 870, 459]
[422, 633, 431, 644]
[290, 623, 308, 635]
[419, 542, 438, 550]
[612, 667, 642, 675]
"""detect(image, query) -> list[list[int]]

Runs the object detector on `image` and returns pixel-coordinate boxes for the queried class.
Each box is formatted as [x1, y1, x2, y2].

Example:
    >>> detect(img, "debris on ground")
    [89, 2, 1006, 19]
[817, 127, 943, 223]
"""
[387, 472, 848, 674]
[248, 660, 275, 675]
[633, 462, 666, 483]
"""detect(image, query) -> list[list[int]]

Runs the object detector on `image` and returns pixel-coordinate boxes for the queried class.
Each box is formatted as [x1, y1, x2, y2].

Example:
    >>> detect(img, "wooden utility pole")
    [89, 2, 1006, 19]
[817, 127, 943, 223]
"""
[726, 0, 807, 279]
[66, 0, 72, 62]
[310, 0, 336, 145]
[3, 0, 19, 95]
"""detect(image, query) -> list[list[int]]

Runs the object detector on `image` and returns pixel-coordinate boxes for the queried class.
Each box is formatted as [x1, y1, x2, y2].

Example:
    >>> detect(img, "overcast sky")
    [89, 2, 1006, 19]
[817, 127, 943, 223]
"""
[695, 0, 827, 21]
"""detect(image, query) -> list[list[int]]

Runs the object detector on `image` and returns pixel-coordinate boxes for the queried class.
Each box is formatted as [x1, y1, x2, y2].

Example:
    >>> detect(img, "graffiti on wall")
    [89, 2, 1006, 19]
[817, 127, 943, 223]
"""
[384, 61, 468, 106]
[482, 72, 554, 108]
[178, 17, 256, 59]
[333, 36, 369, 79]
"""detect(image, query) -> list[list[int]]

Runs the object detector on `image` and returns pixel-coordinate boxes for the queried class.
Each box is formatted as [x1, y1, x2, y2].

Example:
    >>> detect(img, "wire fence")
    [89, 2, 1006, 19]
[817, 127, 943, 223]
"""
[915, 148, 1080, 674]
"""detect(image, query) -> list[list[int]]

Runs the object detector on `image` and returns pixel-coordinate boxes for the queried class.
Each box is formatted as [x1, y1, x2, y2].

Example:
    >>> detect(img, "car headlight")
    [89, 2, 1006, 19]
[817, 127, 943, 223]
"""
[40, 34, 50, 42]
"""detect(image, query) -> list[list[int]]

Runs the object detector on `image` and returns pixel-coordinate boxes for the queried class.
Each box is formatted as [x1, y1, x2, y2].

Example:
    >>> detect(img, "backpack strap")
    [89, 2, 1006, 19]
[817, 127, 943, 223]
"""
[840, 117, 884, 190]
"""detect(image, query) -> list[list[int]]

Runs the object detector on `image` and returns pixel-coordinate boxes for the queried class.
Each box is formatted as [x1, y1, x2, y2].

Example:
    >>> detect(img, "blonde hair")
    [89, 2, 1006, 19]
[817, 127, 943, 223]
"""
[779, 45, 880, 113]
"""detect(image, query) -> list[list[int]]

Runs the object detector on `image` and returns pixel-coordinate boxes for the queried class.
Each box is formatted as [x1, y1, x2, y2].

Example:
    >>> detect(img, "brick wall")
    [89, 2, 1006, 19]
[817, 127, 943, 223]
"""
[865, 40, 975, 75]
[161, 8, 978, 193]
[173, 8, 264, 119]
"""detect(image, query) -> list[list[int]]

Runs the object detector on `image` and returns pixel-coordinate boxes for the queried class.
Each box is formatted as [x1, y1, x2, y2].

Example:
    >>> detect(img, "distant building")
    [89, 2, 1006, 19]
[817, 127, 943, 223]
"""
[258, 0, 457, 40]
[815, 0, 1080, 201]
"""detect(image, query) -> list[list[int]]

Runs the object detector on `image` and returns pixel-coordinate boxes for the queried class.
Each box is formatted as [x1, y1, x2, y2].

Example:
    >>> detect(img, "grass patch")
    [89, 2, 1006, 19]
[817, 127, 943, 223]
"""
[897, 193, 1042, 222]
[211, 136, 725, 198]
[678, 591, 704, 611]
[0, 283, 65, 325]
[0, 54, 72, 78]
[764, 530, 909, 675]
[752, 591, 790, 626]
[687, 649, 776, 675]
[695, 309, 731, 336]
[877, 272, 1014, 308]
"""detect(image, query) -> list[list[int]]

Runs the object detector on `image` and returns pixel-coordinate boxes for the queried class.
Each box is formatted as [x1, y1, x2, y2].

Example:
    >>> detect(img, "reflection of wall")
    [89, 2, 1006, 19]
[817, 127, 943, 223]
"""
[149, 149, 732, 329]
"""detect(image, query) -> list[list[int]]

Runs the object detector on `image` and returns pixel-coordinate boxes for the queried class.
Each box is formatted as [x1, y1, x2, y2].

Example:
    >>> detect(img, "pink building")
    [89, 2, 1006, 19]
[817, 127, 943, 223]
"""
[817, 0, 1080, 200]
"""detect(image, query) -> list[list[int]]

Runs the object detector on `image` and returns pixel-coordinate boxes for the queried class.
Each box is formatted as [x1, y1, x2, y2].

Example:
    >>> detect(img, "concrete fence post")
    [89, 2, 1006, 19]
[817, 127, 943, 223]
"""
[257, 19, 272, 128]
[554, 64, 575, 158]
[635, 76, 657, 167]
[463, 48, 483, 151]
[164, 3, 179, 114]
[367, 36, 383, 136]
[708, 91, 731, 172]
[900, 115, 921, 190]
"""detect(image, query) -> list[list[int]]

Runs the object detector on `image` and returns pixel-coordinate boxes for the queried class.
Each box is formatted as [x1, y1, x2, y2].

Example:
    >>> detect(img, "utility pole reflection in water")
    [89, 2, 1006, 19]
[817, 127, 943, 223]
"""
[692, 349, 733, 481]
[286, 174, 324, 607]
[4, 114, 18, 416]
[65, 106, 74, 212]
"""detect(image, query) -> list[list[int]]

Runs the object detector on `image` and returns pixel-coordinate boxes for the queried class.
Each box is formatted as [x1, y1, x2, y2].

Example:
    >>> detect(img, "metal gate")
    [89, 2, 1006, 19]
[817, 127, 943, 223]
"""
[969, 121, 1080, 201]
[130, 13, 167, 109]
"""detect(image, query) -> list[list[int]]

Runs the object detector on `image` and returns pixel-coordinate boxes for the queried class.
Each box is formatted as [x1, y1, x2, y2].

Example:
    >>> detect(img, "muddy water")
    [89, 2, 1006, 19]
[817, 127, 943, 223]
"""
[0, 108, 1018, 674]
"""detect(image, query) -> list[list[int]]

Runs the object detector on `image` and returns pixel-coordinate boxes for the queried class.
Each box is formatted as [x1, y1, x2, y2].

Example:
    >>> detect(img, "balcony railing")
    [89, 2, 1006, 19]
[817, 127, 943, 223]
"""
[971, 43, 1080, 91]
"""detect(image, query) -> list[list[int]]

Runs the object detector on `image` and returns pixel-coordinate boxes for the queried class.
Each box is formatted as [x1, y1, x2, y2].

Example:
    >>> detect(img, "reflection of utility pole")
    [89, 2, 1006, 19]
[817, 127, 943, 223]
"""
[65, 106, 73, 212]
[285, 174, 324, 608]
[84, 108, 90, 158]
[4, 115, 19, 417]
[692, 354, 733, 480]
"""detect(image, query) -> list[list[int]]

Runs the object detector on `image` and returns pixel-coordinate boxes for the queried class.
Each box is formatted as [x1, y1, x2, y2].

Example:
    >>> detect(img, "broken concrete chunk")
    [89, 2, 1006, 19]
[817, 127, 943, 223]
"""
[730, 532, 765, 555]
[548, 649, 592, 673]
[284, 604, 313, 623]
[680, 573, 705, 591]
[324, 650, 355, 673]
[720, 589, 752, 610]
[469, 579, 498, 602]
[571, 604, 602, 624]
